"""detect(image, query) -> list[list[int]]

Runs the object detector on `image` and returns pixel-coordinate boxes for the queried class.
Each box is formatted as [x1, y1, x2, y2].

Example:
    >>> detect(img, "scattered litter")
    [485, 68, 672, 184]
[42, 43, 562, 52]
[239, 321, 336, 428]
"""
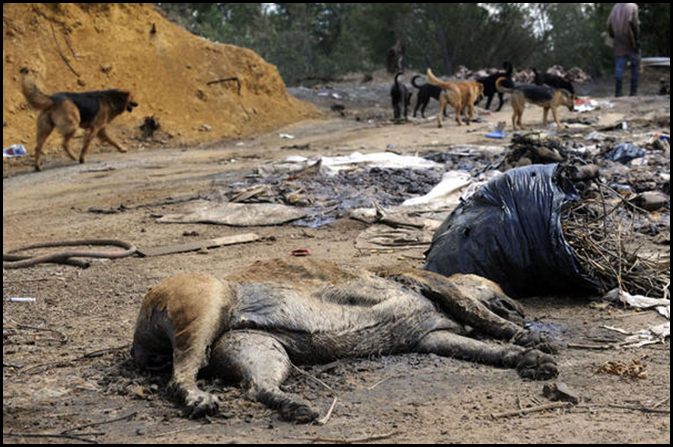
[7, 297, 37, 303]
[355, 225, 433, 251]
[596, 360, 648, 379]
[498, 132, 566, 171]
[258, 151, 441, 177]
[3, 144, 28, 158]
[290, 248, 312, 257]
[598, 288, 669, 348]
[542, 382, 581, 404]
[606, 143, 646, 164]
[226, 154, 449, 228]
[602, 288, 670, 319]
[622, 322, 670, 348]
[230, 185, 274, 203]
[280, 134, 295, 139]
[319, 152, 441, 174]
[575, 98, 597, 113]
[654, 133, 670, 143]
[585, 131, 608, 141]
[574, 98, 614, 113]
[401, 170, 473, 208]
[486, 129, 507, 139]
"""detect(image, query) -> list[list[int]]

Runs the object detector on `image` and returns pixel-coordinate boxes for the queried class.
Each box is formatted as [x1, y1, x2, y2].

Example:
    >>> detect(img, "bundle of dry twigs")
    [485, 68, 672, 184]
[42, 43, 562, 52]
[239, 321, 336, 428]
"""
[561, 183, 670, 297]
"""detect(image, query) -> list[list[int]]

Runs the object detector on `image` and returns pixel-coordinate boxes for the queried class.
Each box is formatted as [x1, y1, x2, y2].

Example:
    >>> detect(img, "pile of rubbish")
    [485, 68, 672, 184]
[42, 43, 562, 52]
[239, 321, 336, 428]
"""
[424, 123, 669, 297]
[451, 64, 590, 85]
[207, 152, 447, 228]
[161, 125, 670, 302]
[155, 117, 669, 303]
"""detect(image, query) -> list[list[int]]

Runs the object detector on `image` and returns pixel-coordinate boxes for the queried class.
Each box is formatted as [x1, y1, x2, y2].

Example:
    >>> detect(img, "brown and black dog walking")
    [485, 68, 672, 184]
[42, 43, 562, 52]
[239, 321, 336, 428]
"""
[20, 68, 138, 171]
[495, 76, 575, 130]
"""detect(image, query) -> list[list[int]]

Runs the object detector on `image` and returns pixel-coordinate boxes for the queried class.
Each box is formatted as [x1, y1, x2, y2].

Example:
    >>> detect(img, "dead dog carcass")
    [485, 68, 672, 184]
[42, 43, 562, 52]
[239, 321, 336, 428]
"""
[132, 257, 557, 421]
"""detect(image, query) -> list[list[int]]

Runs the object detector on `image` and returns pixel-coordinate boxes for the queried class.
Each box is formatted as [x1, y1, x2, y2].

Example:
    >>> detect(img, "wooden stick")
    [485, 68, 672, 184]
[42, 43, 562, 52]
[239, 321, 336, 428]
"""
[606, 404, 670, 414]
[567, 343, 616, 350]
[206, 77, 241, 95]
[49, 22, 80, 77]
[62, 411, 137, 434]
[291, 431, 399, 444]
[136, 233, 260, 257]
[3, 432, 97, 444]
[491, 402, 573, 419]
[290, 363, 334, 393]
[317, 397, 338, 426]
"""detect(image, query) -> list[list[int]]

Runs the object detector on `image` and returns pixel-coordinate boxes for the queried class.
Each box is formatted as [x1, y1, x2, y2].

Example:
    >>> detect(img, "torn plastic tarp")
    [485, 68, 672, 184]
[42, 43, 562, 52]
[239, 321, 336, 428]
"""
[157, 200, 308, 226]
[259, 152, 441, 177]
[424, 163, 600, 298]
[401, 170, 472, 208]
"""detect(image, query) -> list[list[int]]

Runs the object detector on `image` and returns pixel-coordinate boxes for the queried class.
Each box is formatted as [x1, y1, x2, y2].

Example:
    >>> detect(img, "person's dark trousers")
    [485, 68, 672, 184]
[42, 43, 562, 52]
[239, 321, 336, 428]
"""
[614, 53, 639, 97]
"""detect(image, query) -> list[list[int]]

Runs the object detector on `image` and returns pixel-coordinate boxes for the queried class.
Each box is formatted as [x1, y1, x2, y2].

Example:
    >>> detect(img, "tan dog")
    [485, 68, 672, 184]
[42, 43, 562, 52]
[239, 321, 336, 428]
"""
[426, 68, 483, 127]
[20, 68, 138, 171]
[495, 76, 575, 130]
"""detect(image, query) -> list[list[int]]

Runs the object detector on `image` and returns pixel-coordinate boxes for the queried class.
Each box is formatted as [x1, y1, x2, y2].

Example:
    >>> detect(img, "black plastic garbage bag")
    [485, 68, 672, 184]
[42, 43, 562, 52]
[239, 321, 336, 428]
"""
[424, 164, 600, 297]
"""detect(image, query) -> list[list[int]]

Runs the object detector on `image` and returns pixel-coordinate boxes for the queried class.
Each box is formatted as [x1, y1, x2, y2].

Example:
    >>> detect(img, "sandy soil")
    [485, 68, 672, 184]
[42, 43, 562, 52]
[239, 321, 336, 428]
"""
[3, 3, 317, 151]
[3, 74, 670, 443]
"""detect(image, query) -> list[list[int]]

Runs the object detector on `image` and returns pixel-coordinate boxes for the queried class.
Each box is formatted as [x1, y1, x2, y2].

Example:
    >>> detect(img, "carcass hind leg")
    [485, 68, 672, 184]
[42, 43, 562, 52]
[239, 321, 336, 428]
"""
[210, 330, 320, 423]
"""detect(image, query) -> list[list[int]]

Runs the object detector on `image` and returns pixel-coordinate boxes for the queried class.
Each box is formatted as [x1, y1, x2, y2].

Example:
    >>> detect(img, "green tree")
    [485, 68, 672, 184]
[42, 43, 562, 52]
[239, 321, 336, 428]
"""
[156, 3, 670, 84]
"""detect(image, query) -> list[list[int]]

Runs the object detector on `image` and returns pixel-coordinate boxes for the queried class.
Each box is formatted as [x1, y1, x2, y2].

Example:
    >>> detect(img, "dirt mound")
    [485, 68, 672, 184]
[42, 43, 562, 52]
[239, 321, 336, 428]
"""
[2, 3, 318, 153]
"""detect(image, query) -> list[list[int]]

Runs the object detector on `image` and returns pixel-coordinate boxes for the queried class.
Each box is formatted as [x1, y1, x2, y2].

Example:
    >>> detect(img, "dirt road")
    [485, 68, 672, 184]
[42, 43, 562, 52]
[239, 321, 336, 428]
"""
[3, 75, 670, 443]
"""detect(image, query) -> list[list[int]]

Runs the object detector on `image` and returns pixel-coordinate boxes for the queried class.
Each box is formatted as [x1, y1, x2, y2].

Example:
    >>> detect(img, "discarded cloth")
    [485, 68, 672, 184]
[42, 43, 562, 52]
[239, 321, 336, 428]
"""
[157, 200, 308, 226]
[606, 143, 646, 164]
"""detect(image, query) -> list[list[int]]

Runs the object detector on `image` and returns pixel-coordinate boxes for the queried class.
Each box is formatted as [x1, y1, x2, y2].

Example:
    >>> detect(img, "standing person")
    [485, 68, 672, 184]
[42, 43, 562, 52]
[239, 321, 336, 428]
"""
[607, 3, 641, 97]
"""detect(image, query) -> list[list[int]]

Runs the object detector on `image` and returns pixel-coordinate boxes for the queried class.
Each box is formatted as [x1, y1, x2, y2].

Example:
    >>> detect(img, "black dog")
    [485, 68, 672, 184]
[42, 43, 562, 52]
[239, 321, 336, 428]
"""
[533, 68, 575, 95]
[411, 75, 448, 118]
[390, 72, 411, 121]
[475, 61, 513, 111]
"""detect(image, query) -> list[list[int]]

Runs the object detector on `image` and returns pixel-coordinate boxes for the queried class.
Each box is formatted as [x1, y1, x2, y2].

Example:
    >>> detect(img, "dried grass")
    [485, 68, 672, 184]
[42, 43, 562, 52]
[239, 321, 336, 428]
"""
[562, 183, 670, 297]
